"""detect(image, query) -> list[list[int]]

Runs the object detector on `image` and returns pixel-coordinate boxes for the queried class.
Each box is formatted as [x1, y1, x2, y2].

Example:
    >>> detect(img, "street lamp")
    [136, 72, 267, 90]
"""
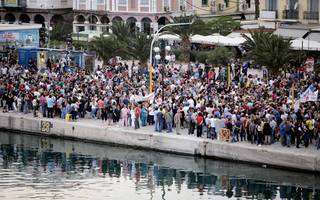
[149, 22, 192, 94]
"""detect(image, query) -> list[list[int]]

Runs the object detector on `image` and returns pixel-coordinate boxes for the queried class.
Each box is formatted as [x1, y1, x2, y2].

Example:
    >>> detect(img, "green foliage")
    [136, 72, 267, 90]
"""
[314, 62, 320, 73]
[72, 41, 85, 49]
[88, 35, 129, 65]
[207, 16, 241, 36]
[207, 44, 234, 66]
[50, 23, 72, 42]
[163, 14, 211, 62]
[49, 40, 61, 49]
[241, 27, 293, 72]
[130, 33, 152, 69]
[190, 51, 209, 63]
[171, 50, 182, 61]
[178, 54, 184, 62]
[110, 22, 135, 45]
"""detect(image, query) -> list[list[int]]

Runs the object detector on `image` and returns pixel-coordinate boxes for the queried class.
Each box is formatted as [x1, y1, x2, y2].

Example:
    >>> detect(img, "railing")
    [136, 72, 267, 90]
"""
[303, 11, 319, 20]
[283, 10, 299, 20]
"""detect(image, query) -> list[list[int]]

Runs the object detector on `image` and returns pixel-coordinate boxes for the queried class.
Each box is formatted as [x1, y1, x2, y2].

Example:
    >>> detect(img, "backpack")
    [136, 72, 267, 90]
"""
[71, 105, 75, 112]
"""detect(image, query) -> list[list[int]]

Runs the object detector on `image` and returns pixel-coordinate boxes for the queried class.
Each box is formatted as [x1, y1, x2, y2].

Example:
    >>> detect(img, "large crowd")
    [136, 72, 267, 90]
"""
[0, 53, 320, 151]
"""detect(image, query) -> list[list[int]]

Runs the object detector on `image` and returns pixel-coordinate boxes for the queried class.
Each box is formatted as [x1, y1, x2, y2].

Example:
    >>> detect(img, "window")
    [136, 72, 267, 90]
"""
[79, 0, 86, 3]
[119, 0, 127, 4]
[164, 0, 169, 6]
[140, 0, 149, 5]
[202, 0, 208, 5]
[225, 0, 229, 7]
[97, 0, 104, 3]
[180, 0, 184, 5]
[61, 0, 67, 5]
[266, 0, 277, 11]
[308, 0, 319, 20]
[246, 0, 251, 8]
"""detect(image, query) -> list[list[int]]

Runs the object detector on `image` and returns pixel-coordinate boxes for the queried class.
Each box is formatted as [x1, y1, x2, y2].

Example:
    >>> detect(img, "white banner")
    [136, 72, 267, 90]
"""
[134, 93, 155, 102]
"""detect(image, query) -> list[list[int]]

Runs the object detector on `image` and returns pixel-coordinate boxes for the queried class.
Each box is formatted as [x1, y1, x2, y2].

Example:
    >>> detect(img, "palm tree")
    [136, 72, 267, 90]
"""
[241, 27, 273, 52]
[242, 28, 293, 72]
[131, 33, 152, 70]
[50, 23, 72, 42]
[110, 22, 135, 45]
[87, 35, 128, 65]
[164, 14, 210, 62]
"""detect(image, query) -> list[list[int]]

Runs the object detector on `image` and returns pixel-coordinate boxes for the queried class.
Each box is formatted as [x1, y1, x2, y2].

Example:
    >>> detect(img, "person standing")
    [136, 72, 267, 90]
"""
[165, 108, 173, 133]
[101, 105, 107, 125]
[279, 120, 287, 146]
[263, 118, 271, 145]
[141, 104, 148, 126]
[157, 108, 164, 132]
[121, 105, 129, 127]
[257, 120, 263, 146]
[70, 101, 78, 122]
[295, 121, 302, 148]
[134, 104, 141, 129]
[174, 110, 181, 135]
[46, 95, 54, 118]
[196, 112, 204, 138]
[40, 94, 47, 117]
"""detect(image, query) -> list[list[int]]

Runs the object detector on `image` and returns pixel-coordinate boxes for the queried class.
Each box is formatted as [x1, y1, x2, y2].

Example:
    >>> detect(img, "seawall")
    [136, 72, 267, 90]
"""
[0, 113, 319, 172]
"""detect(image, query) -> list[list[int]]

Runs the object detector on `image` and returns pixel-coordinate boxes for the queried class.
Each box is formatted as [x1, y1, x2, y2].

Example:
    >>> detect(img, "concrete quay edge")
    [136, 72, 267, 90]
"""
[0, 114, 319, 173]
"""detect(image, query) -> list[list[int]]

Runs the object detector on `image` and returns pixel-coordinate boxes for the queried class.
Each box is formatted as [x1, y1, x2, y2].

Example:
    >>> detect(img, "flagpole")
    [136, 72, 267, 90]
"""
[292, 84, 294, 109]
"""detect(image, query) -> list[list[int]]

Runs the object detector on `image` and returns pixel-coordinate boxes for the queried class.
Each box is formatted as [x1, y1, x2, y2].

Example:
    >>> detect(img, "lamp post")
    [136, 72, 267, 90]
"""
[48, 4, 53, 48]
[149, 22, 192, 94]
[161, 45, 171, 102]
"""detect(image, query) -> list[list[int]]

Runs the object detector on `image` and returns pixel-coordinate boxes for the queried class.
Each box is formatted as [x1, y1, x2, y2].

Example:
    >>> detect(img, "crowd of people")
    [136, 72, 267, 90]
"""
[0, 55, 320, 150]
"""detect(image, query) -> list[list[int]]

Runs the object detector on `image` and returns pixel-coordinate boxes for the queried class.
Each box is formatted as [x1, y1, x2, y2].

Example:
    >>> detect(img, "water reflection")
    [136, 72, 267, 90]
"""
[0, 132, 320, 200]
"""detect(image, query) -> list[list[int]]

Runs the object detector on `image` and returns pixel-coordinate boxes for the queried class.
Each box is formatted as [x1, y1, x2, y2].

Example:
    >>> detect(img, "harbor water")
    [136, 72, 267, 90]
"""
[0, 131, 319, 200]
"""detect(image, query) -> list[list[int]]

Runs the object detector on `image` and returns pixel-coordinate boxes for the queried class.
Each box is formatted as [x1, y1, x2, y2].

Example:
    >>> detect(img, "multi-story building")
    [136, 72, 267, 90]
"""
[259, 0, 320, 28]
[194, 0, 256, 21]
[72, 0, 195, 34]
[0, 0, 73, 29]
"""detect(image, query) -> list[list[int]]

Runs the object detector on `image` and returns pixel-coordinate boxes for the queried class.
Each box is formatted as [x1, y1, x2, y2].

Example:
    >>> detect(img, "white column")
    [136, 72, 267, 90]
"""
[109, 22, 113, 33]
[73, 22, 77, 32]
[153, 22, 158, 33]
[84, 21, 90, 31]
[136, 22, 141, 32]
[96, 22, 102, 32]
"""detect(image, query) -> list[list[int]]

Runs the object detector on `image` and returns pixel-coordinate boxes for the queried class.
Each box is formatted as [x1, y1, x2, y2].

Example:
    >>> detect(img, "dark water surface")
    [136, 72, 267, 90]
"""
[0, 131, 319, 200]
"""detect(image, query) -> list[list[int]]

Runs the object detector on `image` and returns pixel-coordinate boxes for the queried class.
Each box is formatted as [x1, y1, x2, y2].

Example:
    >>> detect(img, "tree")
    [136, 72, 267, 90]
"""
[131, 33, 152, 70]
[207, 44, 234, 66]
[241, 27, 273, 52]
[207, 16, 241, 36]
[50, 23, 72, 42]
[164, 14, 210, 62]
[110, 22, 135, 45]
[87, 35, 128, 65]
[242, 27, 293, 72]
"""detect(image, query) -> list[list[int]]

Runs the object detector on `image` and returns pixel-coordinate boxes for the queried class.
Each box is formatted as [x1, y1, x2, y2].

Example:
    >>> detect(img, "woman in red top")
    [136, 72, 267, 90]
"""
[196, 112, 204, 138]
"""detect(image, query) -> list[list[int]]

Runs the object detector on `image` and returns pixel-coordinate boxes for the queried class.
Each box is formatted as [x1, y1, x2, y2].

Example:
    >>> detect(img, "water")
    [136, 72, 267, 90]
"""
[0, 131, 319, 200]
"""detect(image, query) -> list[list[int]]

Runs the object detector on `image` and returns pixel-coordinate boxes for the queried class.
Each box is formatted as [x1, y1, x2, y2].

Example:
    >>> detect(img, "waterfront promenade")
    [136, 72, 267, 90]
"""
[0, 112, 319, 172]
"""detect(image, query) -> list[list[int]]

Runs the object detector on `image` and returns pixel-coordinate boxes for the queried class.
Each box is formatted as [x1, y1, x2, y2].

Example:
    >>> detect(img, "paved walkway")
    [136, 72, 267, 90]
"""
[2, 111, 318, 156]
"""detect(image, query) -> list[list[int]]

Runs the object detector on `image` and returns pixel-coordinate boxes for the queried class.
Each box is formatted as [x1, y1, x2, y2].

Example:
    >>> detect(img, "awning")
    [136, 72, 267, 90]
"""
[274, 29, 309, 39]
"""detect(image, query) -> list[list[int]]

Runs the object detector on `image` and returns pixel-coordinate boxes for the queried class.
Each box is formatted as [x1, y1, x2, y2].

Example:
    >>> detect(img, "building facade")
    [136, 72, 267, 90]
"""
[0, 0, 73, 29]
[72, 0, 195, 34]
[195, 0, 256, 21]
[259, 0, 320, 28]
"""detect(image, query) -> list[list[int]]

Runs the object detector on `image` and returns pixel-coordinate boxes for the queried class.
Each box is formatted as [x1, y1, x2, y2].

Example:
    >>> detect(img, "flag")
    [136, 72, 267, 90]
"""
[300, 83, 314, 99]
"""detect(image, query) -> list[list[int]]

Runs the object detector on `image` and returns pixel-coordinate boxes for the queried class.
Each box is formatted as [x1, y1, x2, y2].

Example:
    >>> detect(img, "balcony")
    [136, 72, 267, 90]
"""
[283, 10, 299, 20]
[1, 0, 26, 7]
[303, 11, 319, 21]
